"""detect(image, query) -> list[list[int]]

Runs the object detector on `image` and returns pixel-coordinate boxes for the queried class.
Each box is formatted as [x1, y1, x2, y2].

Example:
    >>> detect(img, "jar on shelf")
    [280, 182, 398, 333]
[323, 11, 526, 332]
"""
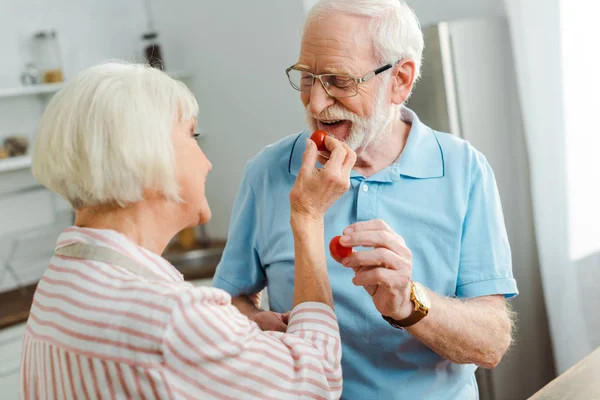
[20, 63, 40, 86]
[142, 31, 165, 70]
[4, 136, 29, 157]
[32, 30, 64, 83]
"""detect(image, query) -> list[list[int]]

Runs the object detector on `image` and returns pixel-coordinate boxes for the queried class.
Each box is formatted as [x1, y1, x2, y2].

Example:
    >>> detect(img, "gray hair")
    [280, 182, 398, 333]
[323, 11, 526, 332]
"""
[305, 0, 424, 81]
[32, 61, 198, 209]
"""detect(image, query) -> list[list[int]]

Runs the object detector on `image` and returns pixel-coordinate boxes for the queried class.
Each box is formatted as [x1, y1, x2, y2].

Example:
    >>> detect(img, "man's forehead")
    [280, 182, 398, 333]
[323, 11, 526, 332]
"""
[297, 15, 374, 75]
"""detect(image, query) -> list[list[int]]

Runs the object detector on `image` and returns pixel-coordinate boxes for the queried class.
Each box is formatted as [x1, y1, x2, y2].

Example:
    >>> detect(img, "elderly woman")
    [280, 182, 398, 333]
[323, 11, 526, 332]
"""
[19, 62, 355, 399]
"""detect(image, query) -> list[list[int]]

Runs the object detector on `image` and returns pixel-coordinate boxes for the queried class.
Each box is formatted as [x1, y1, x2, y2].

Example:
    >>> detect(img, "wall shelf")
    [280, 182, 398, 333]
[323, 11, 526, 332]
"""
[0, 70, 195, 174]
[0, 156, 31, 173]
[0, 84, 64, 99]
[0, 70, 192, 100]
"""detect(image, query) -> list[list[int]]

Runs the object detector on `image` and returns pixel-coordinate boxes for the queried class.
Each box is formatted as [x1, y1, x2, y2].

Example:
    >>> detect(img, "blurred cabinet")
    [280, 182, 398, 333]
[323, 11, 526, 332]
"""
[0, 323, 25, 400]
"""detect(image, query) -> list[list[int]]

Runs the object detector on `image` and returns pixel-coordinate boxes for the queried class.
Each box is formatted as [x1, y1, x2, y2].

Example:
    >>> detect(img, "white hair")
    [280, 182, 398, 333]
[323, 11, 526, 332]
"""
[305, 0, 424, 81]
[32, 61, 198, 209]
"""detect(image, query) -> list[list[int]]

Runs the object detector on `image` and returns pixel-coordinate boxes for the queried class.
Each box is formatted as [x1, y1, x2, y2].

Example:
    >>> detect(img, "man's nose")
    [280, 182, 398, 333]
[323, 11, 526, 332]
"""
[308, 79, 335, 116]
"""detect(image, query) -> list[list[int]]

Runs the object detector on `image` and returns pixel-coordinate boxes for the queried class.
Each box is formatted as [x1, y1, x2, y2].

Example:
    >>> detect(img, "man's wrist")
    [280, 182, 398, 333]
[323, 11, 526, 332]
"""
[391, 295, 416, 321]
[383, 282, 432, 329]
[234, 295, 264, 321]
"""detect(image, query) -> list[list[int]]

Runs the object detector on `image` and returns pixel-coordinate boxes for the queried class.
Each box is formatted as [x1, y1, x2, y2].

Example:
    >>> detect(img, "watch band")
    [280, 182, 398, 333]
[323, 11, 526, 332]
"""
[382, 281, 429, 329]
[382, 309, 427, 329]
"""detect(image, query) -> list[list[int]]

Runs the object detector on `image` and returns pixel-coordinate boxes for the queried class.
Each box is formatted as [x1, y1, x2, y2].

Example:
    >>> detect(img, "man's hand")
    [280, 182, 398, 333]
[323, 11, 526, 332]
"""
[254, 310, 291, 332]
[332, 219, 414, 321]
[332, 219, 514, 368]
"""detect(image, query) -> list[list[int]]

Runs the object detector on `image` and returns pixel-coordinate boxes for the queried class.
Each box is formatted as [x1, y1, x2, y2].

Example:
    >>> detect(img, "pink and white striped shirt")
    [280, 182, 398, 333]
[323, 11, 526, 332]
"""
[20, 227, 342, 399]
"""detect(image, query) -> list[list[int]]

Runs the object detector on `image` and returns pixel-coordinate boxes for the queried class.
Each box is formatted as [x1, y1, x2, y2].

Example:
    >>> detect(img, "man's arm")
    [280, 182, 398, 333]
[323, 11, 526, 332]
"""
[231, 294, 262, 319]
[336, 219, 515, 368]
[233, 293, 295, 332]
[213, 156, 287, 330]
[406, 293, 514, 368]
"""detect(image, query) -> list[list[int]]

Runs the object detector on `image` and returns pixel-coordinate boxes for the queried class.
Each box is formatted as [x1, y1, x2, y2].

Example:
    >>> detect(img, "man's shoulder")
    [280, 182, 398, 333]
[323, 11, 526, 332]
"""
[431, 129, 474, 157]
[431, 129, 490, 176]
[244, 130, 305, 181]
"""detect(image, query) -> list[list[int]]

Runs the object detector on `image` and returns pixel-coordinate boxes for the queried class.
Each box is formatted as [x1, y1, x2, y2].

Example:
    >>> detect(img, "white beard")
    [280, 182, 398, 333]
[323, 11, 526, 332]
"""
[305, 77, 399, 152]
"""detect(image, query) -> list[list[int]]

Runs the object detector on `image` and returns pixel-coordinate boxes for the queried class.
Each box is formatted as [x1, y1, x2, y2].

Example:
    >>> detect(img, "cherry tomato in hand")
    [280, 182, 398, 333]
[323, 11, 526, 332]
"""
[310, 130, 328, 152]
[329, 235, 353, 259]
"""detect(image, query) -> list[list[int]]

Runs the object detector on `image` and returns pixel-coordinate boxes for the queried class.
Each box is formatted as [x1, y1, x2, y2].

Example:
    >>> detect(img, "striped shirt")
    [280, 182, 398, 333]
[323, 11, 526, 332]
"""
[20, 227, 342, 399]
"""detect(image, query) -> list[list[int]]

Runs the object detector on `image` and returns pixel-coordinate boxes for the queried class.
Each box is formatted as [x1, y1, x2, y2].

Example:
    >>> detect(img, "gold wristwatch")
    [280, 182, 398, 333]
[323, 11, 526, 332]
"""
[382, 281, 431, 329]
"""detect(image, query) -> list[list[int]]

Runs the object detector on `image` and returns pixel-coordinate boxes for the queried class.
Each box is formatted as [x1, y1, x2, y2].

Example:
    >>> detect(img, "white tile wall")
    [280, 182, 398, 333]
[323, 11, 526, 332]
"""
[0, 182, 73, 292]
[0, 188, 56, 237]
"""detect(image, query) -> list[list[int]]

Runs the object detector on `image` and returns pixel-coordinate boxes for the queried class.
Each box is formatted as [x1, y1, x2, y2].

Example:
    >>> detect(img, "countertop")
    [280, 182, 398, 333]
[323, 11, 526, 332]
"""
[529, 347, 600, 399]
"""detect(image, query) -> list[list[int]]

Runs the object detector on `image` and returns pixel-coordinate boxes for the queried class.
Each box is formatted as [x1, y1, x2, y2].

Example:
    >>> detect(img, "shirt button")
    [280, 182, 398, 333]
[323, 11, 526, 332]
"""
[362, 184, 369, 193]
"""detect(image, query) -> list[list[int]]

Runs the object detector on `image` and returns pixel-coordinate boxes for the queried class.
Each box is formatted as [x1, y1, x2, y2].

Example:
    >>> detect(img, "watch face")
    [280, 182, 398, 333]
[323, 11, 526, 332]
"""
[413, 282, 432, 309]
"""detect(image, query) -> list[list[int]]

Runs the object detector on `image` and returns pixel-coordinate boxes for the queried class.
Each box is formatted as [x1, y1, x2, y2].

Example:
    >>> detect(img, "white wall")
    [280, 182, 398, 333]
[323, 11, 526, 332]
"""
[0, 0, 148, 293]
[303, 0, 506, 25]
[406, 0, 505, 26]
[0, 0, 148, 142]
[561, 1, 600, 261]
[0, 0, 148, 88]
[147, 0, 307, 239]
[561, 0, 600, 357]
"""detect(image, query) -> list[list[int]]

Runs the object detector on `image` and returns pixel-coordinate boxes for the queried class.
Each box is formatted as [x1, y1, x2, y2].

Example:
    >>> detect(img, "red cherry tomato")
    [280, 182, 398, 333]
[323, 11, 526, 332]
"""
[329, 235, 353, 259]
[310, 130, 328, 152]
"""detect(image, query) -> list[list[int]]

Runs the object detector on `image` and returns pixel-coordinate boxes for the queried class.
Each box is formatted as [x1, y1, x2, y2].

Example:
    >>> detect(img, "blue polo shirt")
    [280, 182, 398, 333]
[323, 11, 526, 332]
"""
[213, 107, 518, 399]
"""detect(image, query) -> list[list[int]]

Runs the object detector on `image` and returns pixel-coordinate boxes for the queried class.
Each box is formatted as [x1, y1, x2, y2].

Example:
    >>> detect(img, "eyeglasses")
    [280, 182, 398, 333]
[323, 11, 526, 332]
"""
[285, 60, 401, 98]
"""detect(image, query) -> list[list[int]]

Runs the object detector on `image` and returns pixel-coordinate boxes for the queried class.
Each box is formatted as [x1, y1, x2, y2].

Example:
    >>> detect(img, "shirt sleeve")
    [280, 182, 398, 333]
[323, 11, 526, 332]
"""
[213, 161, 267, 297]
[456, 152, 519, 299]
[162, 289, 342, 400]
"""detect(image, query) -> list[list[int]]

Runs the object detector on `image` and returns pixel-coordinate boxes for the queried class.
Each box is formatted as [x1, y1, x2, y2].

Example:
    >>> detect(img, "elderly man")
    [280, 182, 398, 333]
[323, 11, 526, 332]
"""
[214, 0, 518, 398]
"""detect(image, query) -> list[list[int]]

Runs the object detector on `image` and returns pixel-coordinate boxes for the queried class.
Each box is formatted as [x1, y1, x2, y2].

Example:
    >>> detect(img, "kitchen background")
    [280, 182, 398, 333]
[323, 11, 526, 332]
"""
[0, 0, 598, 399]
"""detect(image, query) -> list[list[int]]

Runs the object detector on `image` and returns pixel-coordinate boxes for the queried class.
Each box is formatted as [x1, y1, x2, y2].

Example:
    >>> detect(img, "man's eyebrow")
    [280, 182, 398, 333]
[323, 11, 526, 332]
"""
[322, 66, 355, 75]
[293, 63, 311, 71]
[293, 63, 356, 76]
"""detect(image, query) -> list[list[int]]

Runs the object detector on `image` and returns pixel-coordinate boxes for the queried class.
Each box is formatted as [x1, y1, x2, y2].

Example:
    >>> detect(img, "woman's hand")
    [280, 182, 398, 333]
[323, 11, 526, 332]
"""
[289, 135, 356, 221]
